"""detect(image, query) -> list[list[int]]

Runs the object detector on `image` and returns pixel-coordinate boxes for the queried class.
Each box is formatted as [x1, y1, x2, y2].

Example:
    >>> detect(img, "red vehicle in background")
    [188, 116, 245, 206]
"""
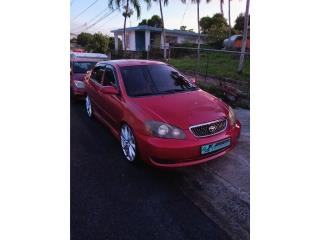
[70, 52, 108, 100]
[70, 58, 98, 99]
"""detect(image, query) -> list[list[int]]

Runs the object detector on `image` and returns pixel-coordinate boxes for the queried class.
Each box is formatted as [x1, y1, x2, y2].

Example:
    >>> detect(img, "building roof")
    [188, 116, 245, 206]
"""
[111, 25, 206, 37]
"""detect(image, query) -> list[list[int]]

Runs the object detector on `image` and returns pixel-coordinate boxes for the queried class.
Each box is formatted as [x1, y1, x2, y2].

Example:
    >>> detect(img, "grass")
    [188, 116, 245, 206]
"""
[169, 52, 250, 81]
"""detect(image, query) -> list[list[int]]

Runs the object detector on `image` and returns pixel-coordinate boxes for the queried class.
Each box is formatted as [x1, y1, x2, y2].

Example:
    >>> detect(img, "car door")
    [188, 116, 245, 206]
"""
[86, 64, 105, 115]
[99, 65, 124, 131]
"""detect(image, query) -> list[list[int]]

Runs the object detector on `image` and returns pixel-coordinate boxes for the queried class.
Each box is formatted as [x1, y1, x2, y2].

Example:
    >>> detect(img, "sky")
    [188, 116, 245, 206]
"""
[70, 0, 248, 36]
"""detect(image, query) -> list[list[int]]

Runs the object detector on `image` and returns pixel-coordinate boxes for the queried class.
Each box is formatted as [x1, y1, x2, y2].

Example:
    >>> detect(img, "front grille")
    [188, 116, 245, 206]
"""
[190, 119, 227, 137]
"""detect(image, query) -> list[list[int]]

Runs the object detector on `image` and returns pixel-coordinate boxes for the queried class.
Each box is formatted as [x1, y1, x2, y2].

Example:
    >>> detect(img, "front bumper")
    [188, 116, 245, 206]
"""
[71, 85, 86, 99]
[136, 120, 241, 168]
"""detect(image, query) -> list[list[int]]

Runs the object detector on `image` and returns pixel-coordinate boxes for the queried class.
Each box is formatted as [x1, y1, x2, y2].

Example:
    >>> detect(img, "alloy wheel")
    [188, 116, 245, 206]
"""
[85, 96, 92, 117]
[120, 124, 137, 162]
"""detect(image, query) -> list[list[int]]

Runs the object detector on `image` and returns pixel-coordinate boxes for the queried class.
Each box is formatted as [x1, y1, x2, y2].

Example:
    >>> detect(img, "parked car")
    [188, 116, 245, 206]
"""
[223, 34, 250, 51]
[70, 58, 98, 99]
[84, 59, 241, 168]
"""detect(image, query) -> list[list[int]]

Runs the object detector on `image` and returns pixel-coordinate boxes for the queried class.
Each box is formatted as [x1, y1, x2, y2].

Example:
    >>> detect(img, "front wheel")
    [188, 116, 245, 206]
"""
[120, 124, 138, 163]
[85, 95, 93, 118]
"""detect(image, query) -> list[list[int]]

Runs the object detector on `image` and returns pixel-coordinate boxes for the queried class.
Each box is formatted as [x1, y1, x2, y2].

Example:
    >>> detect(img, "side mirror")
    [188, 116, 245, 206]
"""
[189, 77, 196, 84]
[100, 86, 118, 95]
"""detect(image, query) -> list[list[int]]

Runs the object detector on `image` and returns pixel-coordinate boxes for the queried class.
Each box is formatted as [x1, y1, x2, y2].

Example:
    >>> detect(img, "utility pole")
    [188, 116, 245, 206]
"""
[238, 0, 250, 73]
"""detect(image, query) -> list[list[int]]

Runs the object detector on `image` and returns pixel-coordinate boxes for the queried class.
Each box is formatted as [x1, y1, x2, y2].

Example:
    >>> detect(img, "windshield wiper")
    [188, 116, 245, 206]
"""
[131, 92, 156, 97]
[159, 87, 198, 94]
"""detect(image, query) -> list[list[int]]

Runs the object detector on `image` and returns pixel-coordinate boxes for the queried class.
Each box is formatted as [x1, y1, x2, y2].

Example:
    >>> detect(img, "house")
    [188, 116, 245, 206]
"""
[111, 25, 207, 51]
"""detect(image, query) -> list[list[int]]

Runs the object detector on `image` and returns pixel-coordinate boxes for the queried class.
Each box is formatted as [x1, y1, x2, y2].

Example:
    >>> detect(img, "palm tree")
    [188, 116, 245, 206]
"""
[226, 0, 232, 48]
[237, 0, 249, 73]
[220, 0, 224, 16]
[158, 0, 168, 59]
[181, 0, 202, 72]
[108, 0, 147, 53]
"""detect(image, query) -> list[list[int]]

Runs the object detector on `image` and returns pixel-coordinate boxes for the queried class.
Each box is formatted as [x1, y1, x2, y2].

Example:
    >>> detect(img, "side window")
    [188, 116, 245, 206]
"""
[91, 65, 105, 84]
[102, 67, 117, 87]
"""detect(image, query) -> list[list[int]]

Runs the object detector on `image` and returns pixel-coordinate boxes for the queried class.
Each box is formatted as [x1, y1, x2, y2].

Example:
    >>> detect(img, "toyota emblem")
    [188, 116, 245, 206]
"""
[209, 125, 216, 133]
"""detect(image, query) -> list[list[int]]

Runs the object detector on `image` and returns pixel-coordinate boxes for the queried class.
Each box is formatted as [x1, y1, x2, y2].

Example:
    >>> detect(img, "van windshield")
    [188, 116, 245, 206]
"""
[72, 62, 97, 74]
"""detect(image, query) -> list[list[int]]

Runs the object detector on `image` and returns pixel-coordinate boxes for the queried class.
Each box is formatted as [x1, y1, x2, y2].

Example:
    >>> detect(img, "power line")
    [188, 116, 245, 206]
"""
[71, 6, 108, 33]
[73, 8, 119, 34]
[84, 8, 118, 31]
[91, 10, 120, 32]
[92, 12, 121, 30]
[72, 0, 99, 21]
[87, 6, 109, 23]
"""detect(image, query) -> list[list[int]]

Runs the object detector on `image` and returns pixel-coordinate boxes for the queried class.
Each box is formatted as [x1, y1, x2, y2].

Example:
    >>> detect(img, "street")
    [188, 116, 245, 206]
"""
[71, 102, 231, 240]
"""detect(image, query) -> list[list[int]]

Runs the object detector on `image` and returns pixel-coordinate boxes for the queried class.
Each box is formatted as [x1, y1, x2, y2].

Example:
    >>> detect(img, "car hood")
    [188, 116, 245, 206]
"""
[130, 90, 229, 129]
[72, 73, 85, 81]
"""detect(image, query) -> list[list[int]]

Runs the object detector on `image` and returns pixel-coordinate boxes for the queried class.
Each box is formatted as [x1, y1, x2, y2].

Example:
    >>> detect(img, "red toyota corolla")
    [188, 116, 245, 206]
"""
[84, 59, 241, 168]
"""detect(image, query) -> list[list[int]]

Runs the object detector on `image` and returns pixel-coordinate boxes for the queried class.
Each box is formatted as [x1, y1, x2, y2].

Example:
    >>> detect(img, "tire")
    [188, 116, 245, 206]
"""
[120, 124, 138, 163]
[85, 95, 93, 118]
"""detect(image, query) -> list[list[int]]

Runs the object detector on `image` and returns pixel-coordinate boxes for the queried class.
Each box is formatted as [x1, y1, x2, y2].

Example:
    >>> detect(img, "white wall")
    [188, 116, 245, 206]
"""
[128, 31, 136, 51]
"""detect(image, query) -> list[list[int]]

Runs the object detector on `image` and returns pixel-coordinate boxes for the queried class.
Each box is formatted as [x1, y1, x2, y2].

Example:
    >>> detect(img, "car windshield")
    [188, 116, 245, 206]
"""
[120, 64, 198, 97]
[72, 62, 97, 74]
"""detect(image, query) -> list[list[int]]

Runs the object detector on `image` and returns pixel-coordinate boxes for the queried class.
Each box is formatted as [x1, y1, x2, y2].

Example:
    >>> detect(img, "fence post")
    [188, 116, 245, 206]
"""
[205, 52, 209, 82]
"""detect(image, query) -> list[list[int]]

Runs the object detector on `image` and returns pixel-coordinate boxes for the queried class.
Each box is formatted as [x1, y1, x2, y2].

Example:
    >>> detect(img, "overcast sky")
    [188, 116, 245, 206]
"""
[70, 0, 248, 35]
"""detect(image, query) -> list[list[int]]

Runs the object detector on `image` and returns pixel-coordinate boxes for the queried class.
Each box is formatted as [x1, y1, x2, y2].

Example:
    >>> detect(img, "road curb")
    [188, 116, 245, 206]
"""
[178, 169, 250, 240]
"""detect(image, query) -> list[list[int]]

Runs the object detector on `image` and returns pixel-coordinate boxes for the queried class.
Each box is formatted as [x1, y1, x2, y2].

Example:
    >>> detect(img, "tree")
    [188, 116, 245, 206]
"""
[151, 0, 169, 59]
[108, 0, 150, 53]
[238, 0, 249, 73]
[234, 13, 250, 32]
[76, 32, 116, 53]
[149, 15, 162, 27]
[138, 19, 148, 25]
[77, 32, 94, 48]
[226, 0, 232, 48]
[199, 16, 213, 34]
[220, 0, 224, 16]
[180, 25, 187, 31]
[88, 33, 109, 53]
[207, 13, 229, 48]
[108, 36, 123, 50]
[138, 15, 162, 28]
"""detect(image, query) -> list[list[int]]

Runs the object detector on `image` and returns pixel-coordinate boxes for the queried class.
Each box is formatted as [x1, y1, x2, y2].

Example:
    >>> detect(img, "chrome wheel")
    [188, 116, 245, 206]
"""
[85, 96, 92, 117]
[120, 124, 137, 162]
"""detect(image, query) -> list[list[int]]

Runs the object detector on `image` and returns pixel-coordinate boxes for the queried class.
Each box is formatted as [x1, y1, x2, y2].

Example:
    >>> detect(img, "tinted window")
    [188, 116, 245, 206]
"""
[120, 67, 156, 96]
[72, 62, 97, 74]
[148, 64, 194, 92]
[120, 64, 197, 97]
[91, 65, 105, 84]
[102, 68, 117, 87]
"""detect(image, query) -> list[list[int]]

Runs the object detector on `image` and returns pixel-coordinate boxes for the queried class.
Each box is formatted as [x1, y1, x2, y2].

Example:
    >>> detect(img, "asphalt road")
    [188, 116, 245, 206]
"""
[71, 102, 231, 240]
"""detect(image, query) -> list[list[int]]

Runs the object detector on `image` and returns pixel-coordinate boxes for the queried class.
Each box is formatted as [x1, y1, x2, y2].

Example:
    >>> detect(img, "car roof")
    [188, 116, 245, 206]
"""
[98, 59, 166, 67]
[70, 58, 101, 62]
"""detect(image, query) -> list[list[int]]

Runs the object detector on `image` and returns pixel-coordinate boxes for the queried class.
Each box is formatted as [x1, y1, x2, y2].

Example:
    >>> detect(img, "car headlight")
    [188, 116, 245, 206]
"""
[74, 80, 85, 88]
[145, 121, 186, 139]
[228, 106, 236, 126]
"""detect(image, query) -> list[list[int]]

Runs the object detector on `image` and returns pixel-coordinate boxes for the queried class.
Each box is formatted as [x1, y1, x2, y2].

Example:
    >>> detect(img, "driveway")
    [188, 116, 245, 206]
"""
[71, 102, 231, 240]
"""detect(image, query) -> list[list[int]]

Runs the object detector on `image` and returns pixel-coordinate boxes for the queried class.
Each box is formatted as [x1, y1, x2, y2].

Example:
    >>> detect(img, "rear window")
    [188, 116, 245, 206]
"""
[120, 64, 197, 97]
[72, 62, 97, 74]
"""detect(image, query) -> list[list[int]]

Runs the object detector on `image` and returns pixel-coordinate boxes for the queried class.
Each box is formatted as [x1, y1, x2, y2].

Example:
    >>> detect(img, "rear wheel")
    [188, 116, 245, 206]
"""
[120, 124, 138, 163]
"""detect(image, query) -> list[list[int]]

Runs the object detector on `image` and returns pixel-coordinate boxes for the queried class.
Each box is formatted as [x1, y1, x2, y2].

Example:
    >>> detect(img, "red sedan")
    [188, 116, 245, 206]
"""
[84, 60, 241, 168]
